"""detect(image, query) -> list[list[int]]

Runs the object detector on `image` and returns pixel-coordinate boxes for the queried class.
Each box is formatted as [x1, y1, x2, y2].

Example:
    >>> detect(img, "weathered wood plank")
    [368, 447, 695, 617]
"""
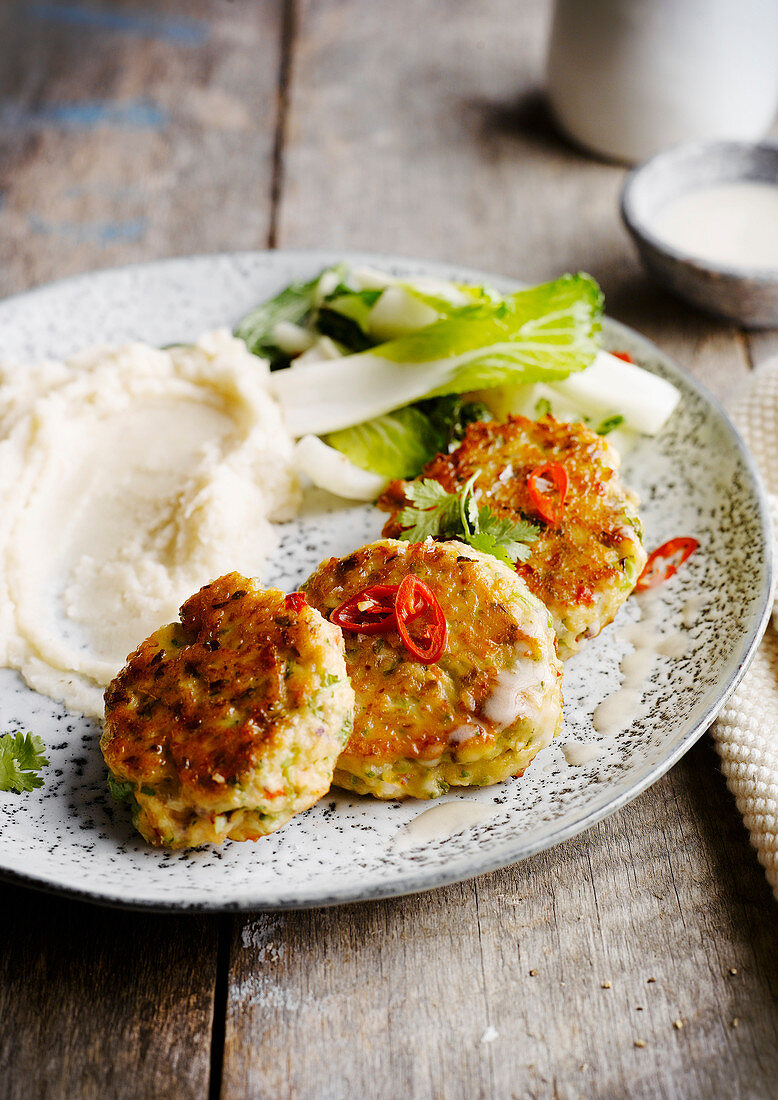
[477, 739, 778, 1100]
[0, 0, 284, 297]
[1, 2, 776, 1099]
[223, 744, 778, 1100]
[223, 884, 492, 1100]
[220, 1, 777, 1097]
[0, 882, 220, 1100]
[0, 3, 285, 1097]
[277, 0, 749, 403]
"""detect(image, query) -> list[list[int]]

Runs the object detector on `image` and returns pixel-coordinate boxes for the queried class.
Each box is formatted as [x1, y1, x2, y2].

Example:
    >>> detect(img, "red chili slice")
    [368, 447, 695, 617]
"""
[284, 592, 307, 613]
[635, 537, 699, 592]
[527, 463, 569, 525]
[395, 575, 447, 664]
[330, 577, 447, 663]
[611, 350, 633, 362]
[330, 584, 399, 634]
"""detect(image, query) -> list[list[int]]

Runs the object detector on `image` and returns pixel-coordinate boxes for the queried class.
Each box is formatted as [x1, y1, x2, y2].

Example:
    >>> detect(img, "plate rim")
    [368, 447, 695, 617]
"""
[0, 248, 773, 912]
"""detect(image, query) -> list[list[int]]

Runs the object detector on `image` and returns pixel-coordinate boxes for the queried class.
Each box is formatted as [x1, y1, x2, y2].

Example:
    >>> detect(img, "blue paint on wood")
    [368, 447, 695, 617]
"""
[28, 213, 149, 245]
[28, 3, 208, 46]
[1, 98, 166, 132]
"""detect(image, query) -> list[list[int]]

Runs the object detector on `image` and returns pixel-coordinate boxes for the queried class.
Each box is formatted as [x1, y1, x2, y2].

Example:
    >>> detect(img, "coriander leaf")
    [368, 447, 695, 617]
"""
[0, 732, 48, 793]
[395, 507, 441, 542]
[13, 732, 47, 771]
[469, 508, 539, 566]
[404, 477, 454, 511]
[397, 475, 538, 567]
[398, 478, 461, 541]
[595, 414, 624, 436]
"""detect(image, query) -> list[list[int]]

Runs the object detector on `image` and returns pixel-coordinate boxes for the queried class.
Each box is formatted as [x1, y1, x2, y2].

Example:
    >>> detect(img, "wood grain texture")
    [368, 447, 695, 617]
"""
[0, 882, 219, 1100]
[277, 0, 749, 403]
[0, 3, 283, 1098]
[223, 744, 778, 1100]
[0, 0, 285, 297]
[1, 1, 777, 1098]
[221, 1, 778, 1097]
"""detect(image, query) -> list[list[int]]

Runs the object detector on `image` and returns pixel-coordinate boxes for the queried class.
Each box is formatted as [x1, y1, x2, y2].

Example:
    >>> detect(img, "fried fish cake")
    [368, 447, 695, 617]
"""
[101, 572, 354, 849]
[380, 415, 646, 659]
[303, 539, 563, 800]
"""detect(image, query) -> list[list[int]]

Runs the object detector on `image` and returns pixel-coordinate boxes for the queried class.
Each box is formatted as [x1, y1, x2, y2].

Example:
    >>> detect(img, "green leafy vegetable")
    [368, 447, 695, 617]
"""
[107, 773, 135, 803]
[467, 510, 541, 565]
[534, 397, 552, 417]
[397, 474, 539, 567]
[0, 732, 48, 793]
[324, 394, 494, 482]
[398, 477, 463, 541]
[323, 276, 493, 345]
[321, 285, 381, 330]
[416, 395, 493, 450]
[273, 273, 603, 436]
[317, 306, 376, 352]
[595, 414, 625, 436]
[325, 407, 442, 479]
[422, 274, 604, 397]
[234, 273, 322, 370]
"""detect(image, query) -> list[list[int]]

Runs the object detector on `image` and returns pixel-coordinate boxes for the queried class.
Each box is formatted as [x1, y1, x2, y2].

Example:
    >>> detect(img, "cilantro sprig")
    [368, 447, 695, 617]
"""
[397, 472, 539, 568]
[0, 732, 48, 793]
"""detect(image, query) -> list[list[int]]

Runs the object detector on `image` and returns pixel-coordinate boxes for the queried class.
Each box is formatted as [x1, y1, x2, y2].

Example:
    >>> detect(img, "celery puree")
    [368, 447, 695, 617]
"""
[0, 330, 299, 717]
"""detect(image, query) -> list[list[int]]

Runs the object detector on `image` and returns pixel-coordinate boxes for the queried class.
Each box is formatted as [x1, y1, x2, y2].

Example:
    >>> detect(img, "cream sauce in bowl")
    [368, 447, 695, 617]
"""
[653, 181, 778, 272]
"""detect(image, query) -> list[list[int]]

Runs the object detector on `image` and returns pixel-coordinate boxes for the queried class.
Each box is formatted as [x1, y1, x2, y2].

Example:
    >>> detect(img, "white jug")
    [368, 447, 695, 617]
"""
[546, 0, 778, 164]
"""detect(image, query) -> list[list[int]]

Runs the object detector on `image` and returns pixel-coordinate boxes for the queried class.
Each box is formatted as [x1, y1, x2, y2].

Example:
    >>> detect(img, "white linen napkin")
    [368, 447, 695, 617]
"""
[712, 359, 778, 900]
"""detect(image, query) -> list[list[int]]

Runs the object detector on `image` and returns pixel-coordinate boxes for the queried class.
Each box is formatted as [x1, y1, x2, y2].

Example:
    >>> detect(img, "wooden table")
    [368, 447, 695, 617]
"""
[1, 3, 777, 1097]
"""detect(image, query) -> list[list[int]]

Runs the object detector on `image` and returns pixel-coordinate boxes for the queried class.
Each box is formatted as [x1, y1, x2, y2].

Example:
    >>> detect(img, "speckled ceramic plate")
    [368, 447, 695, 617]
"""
[0, 251, 772, 911]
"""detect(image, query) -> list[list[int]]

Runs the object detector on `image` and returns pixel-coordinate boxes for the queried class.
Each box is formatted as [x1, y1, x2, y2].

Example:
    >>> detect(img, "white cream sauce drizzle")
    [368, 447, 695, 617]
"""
[592, 591, 692, 737]
[592, 689, 645, 738]
[393, 801, 496, 850]
[682, 594, 706, 629]
[561, 741, 603, 766]
[448, 723, 483, 746]
[482, 661, 543, 730]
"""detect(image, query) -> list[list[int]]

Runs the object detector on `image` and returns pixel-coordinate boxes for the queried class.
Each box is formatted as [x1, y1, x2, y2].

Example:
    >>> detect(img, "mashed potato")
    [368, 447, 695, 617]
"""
[0, 330, 298, 717]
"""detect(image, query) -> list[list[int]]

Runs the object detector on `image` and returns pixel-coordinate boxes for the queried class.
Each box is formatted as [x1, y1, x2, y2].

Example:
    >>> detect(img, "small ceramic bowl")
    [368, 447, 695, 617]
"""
[620, 141, 778, 328]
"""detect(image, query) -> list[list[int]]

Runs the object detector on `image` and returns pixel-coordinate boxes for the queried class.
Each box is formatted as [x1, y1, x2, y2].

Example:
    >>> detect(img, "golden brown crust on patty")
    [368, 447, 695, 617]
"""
[379, 415, 646, 657]
[303, 540, 563, 799]
[101, 572, 354, 847]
